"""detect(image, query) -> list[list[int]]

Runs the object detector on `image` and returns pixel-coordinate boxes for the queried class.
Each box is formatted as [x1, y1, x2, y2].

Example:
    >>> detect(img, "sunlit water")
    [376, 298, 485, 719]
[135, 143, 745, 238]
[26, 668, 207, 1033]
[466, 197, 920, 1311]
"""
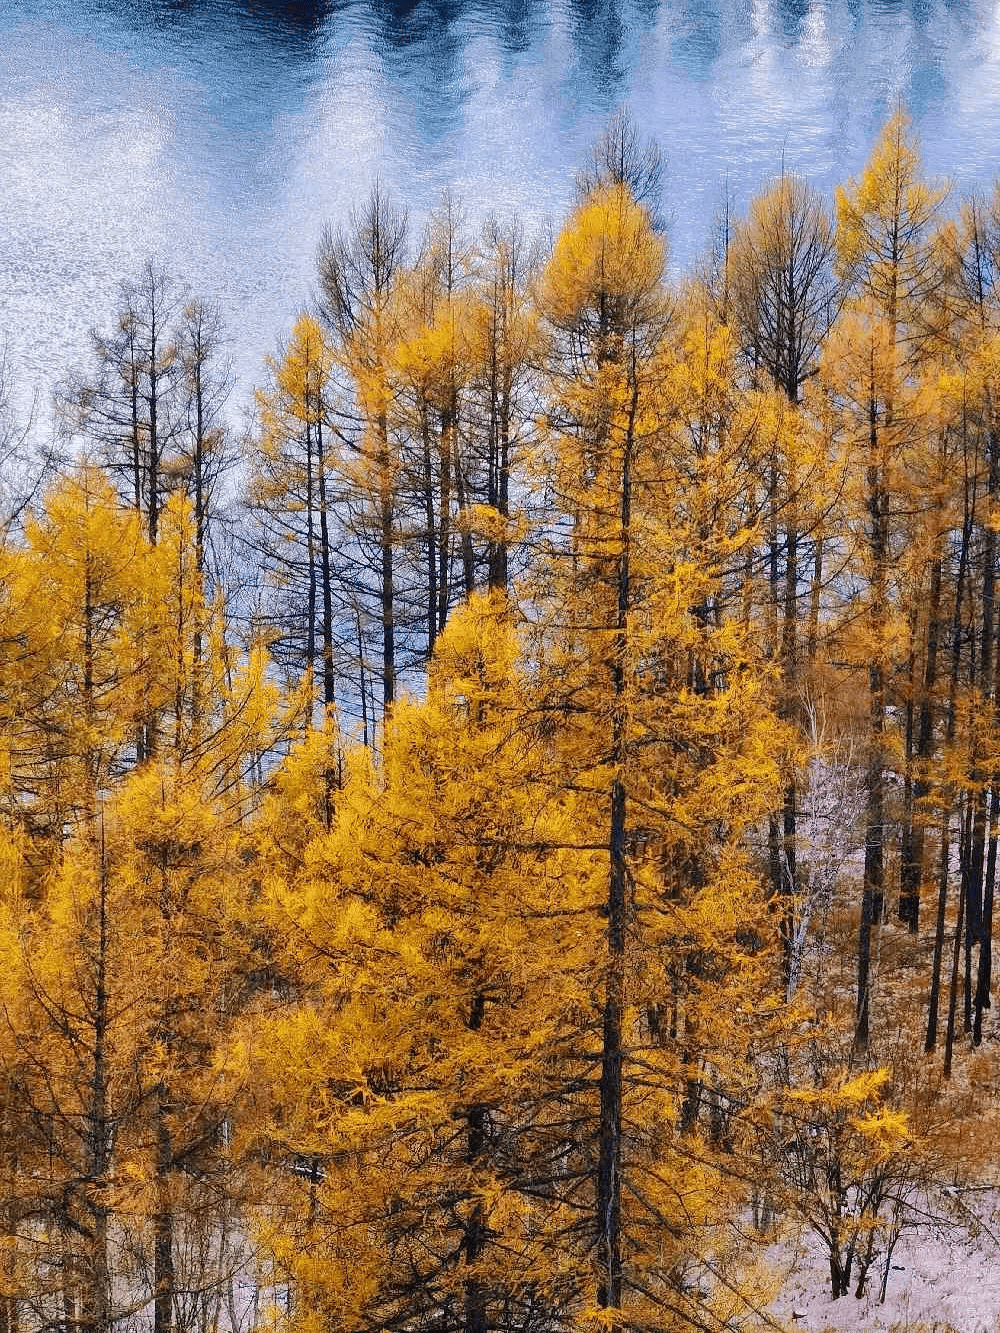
[1, 0, 999, 430]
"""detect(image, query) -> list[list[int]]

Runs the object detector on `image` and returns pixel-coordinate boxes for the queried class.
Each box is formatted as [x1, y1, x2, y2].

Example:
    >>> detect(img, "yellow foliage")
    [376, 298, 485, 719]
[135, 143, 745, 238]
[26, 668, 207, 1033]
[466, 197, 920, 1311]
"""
[835, 108, 948, 340]
[542, 183, 665, 336]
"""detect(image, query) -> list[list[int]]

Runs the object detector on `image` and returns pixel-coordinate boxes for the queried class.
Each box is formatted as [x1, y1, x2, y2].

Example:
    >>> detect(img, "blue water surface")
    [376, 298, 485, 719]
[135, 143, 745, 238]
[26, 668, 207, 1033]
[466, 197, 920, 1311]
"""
[1, 0, 997, 422]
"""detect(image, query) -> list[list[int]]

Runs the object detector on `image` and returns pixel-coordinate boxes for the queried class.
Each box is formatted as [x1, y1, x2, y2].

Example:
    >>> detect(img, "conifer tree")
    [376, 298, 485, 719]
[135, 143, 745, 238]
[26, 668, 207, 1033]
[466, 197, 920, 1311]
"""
[467, 214, 539, 593]
[60, 263, 185, 547]
[175, 296, 233, 676]
[249, 314, 339, 721]
[830, 109, 947, 1048]
[534, 179, 790, 1331]
[317, 185, 409, 714]
[726, 176, 840, 980]
[392, 197, 477, 653]
[243, 593, 589, 1333]
[4, 465, 153, 833]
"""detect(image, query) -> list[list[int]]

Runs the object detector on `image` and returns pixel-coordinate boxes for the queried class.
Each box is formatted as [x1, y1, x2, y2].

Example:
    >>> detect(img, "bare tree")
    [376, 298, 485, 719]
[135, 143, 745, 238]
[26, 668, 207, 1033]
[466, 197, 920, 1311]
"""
[574, 106, 665, 225]
[59, 261, 186, 545]
[728, 174, 838, 403]
[0, 343, 43, 541]
[317, 185, 408, 713]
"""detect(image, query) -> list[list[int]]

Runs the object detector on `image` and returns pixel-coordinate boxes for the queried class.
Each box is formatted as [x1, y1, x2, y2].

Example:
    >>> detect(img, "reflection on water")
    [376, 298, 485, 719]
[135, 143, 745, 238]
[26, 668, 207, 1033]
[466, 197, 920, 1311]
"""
[0, 0, 996, 422]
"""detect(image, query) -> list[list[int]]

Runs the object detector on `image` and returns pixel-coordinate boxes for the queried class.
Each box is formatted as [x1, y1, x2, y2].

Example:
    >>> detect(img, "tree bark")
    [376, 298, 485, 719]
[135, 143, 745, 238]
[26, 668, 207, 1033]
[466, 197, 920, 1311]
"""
[927, 480, 972, 1051]
[596, 373, 636, 1327]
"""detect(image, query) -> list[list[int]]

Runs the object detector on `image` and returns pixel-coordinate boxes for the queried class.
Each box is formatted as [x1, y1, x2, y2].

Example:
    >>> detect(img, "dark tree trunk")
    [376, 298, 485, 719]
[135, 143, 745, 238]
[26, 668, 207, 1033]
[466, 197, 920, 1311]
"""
[808, 529, 824, 666]
[81, 847, 111, 1333]
[437, 411, 452, 635]
[926, 810, 952, 1054]
[464, 992, 487, 1333]
[901, 547, 943, 930]
[153, 1095, 174, 1333]
[857, 391, 888, 1054]
[379, 411, 395, 713]
[487, 359, 511, 594]
[974, 782, 998, 1045]
[945, 819, 968, 1080]
[304, 422, 317, 713]
[422, 401, 437, 656]
[453, 425, 476, 598]
[316, 417, 336, 714]
[927, 489, 972, 1051]
[596, 376, 636, 1329]
[598, 771, 626, 1319]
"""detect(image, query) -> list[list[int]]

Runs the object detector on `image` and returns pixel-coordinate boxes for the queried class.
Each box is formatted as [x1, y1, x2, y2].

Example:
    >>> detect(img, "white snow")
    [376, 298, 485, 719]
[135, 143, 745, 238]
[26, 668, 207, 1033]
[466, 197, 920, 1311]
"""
[764, 1190, 1000, 1332]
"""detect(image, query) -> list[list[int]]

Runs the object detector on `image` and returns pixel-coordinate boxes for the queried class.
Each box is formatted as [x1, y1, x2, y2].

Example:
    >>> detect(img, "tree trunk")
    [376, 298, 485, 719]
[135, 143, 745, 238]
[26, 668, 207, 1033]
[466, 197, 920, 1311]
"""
[927, 487, 972, 1051]
[422, 401, 437, 655]
[464, 992, 487, 1333]
[379, 411, 395, 713]
[973, 782, 997, 1044]
[304, 421, 317, 716]
[153, 1094, 174, 1333]
[857, 392, 888, 1054]
[901, 546, 942, 930]
[596, 376, 636, 1328]
[81, 847, 111, 1333]
[316, 417, 336, 714]
[598, 772, 626, 1319]
[437, 411, 452, 635]
[453, 425, 476, 598]
[925, 809, 952, 1054]
[779, 470, 799, 982]
[944, 821, 967, 1079]
[488, 359, 511, 594]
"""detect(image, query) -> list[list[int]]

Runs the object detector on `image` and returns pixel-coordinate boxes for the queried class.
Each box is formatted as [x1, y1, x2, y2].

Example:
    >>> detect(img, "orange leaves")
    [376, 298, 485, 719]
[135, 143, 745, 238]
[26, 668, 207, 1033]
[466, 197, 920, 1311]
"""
[254, 316, 335, 478]
[273, 315, 333, 423]
[542, 184, 666, 339]
[245, 593, 607, 1326]
[835, 109, 948, 314]
[392, 283, 476, 411]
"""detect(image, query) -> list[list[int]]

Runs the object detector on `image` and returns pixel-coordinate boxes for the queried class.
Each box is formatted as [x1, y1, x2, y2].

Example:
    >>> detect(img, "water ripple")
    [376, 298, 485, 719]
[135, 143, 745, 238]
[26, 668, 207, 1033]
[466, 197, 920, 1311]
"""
[0, 0, 996, 429]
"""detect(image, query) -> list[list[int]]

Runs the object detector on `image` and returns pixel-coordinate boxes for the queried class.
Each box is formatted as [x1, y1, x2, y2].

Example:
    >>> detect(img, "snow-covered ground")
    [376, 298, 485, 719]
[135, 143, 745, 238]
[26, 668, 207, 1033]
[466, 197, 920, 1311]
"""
[765, 1193, 1000, 1332]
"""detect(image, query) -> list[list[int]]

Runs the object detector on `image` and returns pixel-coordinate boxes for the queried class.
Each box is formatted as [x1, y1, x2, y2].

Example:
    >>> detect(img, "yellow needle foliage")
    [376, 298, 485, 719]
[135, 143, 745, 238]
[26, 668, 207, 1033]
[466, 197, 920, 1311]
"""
[240, 180, 796, 1333]
[5, 111, 990, 1333]
[245, 591, 598, 1333]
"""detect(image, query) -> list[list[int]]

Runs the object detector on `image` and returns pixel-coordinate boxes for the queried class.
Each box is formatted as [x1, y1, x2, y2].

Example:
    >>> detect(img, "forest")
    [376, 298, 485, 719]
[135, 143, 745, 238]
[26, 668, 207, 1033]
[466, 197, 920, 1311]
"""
[1, 108, 1000, 1333]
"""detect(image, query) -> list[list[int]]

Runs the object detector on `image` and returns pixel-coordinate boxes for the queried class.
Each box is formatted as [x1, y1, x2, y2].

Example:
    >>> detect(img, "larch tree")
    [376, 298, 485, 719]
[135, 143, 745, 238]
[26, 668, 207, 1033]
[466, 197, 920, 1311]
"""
[830, 108, 948, 1049]
[466, 213, 540, 594]
[574, 105, 665, 223]
[317, 184, 409, 716]
[534, 179, 790, 1332]
[249, 313, 339, 724]
[59, 262, 186, 548]
[0, 343, 43, 543]
[4, 465, 154, 836]
[392, 194, 481, 655]
[725, 173, 840, 986]
[175, 296, 233, 688]
[242, 592, 590, 1333]
[728, 173, 839, 405]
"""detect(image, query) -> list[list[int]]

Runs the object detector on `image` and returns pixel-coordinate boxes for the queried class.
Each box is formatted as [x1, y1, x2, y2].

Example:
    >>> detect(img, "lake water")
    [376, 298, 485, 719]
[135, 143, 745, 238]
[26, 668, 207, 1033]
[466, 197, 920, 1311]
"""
[1, 0, 999, 429]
